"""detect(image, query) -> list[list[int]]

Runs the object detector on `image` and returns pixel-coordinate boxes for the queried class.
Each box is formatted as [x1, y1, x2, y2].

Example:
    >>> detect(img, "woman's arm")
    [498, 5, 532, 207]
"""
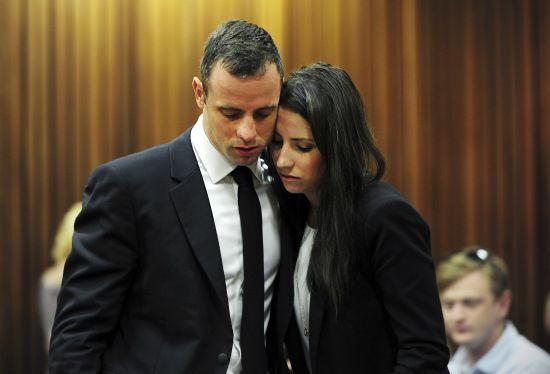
[365, 197, 449, 373]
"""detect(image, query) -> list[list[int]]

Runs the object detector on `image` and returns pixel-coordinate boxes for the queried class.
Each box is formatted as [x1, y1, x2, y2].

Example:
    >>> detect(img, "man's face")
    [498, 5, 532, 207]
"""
[440, 270, 510, 353]
[192, 61, 281, 166]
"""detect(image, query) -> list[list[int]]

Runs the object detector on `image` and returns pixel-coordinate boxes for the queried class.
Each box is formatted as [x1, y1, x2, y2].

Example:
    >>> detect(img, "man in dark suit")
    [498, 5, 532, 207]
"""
[49, 20, 292, 374]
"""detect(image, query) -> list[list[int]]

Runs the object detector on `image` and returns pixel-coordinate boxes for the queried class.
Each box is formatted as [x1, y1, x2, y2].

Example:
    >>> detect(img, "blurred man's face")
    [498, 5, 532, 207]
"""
[440, 270, 509, 355]
[192, 61, 281, 166]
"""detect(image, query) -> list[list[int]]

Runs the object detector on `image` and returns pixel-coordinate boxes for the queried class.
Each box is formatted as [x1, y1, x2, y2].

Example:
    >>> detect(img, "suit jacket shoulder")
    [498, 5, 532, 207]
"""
[98, 128, 195, 186]
[358, 181, 423, 222]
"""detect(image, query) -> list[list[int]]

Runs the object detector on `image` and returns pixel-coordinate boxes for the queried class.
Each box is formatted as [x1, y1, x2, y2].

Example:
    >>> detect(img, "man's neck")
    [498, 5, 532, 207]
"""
[467, 321, 506, 364]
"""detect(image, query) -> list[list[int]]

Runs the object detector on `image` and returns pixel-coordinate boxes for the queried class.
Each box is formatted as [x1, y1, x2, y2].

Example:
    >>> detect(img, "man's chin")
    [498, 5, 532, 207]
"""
[449, 332, 475, 347]
[231, 152, 261, 166]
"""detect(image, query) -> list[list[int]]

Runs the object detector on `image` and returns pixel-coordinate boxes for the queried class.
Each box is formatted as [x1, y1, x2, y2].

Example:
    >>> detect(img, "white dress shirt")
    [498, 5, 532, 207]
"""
[190, 116, 281, 374]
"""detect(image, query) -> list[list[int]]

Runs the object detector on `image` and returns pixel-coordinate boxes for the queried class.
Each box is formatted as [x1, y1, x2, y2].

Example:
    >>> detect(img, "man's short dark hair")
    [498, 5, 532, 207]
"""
[200, 19, 284, 96]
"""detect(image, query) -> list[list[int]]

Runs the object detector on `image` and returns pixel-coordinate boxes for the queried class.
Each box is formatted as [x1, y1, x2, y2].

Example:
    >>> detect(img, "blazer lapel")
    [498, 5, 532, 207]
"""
[169, 130, 229, 316]
[308, 290, 326, 374]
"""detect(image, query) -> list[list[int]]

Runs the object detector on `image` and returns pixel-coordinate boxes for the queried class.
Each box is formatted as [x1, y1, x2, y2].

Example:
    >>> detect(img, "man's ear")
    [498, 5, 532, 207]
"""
[192, 77, 205, 109]
[497, 289, 512, 319]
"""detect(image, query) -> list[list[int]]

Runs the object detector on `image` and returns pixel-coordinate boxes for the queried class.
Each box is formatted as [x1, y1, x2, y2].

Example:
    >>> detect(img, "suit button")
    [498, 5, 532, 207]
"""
[217, 352, 229, 365]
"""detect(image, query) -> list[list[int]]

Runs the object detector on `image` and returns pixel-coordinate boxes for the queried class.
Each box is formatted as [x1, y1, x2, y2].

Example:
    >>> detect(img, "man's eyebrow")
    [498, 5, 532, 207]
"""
[217, 105, 277, 111]
[218, 106, 242, 111]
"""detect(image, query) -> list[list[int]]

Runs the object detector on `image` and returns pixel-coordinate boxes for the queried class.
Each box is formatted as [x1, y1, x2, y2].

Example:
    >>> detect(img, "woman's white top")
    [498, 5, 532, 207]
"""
[293, 225, 316, 373]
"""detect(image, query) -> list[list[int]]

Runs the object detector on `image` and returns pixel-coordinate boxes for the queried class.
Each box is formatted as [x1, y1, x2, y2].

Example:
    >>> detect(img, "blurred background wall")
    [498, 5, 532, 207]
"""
[0, 0, 548, 371]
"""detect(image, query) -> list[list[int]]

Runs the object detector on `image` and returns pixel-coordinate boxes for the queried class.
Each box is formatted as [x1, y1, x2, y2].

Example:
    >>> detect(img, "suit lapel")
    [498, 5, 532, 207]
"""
[277, 218, 294, 335]
[169, 130, 229, 316]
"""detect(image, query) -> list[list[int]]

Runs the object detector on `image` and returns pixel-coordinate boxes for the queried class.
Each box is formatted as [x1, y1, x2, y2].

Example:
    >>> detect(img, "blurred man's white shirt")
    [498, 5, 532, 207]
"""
[449, 321, 550, 374]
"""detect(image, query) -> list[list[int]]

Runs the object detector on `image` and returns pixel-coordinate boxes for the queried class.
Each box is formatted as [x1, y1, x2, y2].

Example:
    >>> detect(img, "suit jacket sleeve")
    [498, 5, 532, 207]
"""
[49, 163, 139, 374]
[364, 198, 449, 373]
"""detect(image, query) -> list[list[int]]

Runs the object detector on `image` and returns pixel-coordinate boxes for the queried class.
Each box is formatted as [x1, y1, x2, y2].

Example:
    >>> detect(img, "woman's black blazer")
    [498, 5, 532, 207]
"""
[285, 182, 450, 374]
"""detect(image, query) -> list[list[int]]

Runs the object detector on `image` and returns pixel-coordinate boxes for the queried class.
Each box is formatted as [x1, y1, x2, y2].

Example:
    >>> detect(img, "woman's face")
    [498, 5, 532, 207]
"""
[270, 107, 324, 205]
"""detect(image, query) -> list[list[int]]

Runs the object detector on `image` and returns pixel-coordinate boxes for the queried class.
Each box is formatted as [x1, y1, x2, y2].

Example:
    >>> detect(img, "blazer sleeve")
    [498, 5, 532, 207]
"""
[49, 163, 139, 374]
[364, 198, 450, 374]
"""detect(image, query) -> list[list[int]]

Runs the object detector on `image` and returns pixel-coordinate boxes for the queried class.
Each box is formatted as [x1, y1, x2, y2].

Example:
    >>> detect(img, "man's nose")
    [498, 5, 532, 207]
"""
[236, 117, 258, 143]
[448, 304, 466, 322]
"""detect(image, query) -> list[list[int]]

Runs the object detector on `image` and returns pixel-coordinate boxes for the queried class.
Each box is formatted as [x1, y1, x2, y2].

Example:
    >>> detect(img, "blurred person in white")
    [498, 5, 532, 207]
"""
[38, 202, 82, 350]
[437, 246, 550, 373]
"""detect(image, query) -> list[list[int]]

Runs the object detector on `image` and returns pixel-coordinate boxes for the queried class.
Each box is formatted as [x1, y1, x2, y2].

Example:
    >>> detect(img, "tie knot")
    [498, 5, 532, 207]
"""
[231, 166, 254, 188]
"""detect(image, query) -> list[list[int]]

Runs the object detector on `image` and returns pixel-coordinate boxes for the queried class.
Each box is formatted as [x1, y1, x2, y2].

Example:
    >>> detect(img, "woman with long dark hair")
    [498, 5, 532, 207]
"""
[269, 62, 449, 373]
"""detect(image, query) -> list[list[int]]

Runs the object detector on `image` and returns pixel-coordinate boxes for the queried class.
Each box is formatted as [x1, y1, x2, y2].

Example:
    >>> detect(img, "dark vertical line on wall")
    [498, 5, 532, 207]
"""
[47, 0, 58, 261]
[0, 0, 14, 370]
[127, 0, 138, 155]
[0, 2, 7, 372]
[66, 0, 78, 198]
[528, 0, 548, 349]
[492, 0, 505, 253]
[462, 0, 475, 244]
[81, 1, 91, 177]
[119, 3, 127, 154]
[458, 1, 467, 246]
[478, 1, 490, 247]
[73, 0, 83, 196]
[31, 2, 58, 371]
[534, 0, 549, 351]
[447, 0, 461, 247]
[523, 0, 539, 343]
[456, 1, 468, 247]
[44, 2, 54, 256]
[367, 0, 374, 118]
[505, 0, 523, 337]
[338, 0, 344, 72]
[16, 0, 29, 371]
[416, 0, 433, 233]
[432, 0, 444, 250]
[501, 0, 512, 266]
[391, 0, 404, 192]
[116, 0, 125, 157]
[0, 0, 6, 367]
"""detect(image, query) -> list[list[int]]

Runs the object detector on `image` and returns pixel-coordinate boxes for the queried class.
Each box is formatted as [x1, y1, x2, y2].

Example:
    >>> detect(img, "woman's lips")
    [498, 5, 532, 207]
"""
[279, 173, 299, 182]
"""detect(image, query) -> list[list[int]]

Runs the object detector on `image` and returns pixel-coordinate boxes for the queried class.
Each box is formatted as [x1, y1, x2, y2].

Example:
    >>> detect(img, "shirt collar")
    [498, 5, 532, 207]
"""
[191, 115, 268, 184]
[474, 321, 517, 373]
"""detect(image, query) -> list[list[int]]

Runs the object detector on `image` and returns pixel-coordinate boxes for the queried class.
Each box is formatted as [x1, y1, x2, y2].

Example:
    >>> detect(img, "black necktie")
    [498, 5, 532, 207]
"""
[231, 166, 267, 373]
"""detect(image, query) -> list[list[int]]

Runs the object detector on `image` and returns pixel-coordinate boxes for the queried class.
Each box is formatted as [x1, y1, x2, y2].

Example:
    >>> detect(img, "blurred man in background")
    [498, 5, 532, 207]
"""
[437, 246, 550, 373]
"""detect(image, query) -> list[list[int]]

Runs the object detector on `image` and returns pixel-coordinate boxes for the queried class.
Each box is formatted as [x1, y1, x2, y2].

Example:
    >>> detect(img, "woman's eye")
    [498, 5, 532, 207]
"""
[297, 145, 313, 152]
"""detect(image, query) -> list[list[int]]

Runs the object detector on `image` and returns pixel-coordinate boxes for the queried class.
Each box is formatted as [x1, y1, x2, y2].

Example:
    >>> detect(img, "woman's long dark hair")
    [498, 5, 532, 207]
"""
[276, 62, 386, 311]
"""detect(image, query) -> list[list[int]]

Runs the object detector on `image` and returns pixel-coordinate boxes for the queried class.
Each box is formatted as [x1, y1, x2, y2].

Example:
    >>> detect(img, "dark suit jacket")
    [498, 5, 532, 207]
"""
[49, 129, 293, 374]
[285, 182, 449, 374]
